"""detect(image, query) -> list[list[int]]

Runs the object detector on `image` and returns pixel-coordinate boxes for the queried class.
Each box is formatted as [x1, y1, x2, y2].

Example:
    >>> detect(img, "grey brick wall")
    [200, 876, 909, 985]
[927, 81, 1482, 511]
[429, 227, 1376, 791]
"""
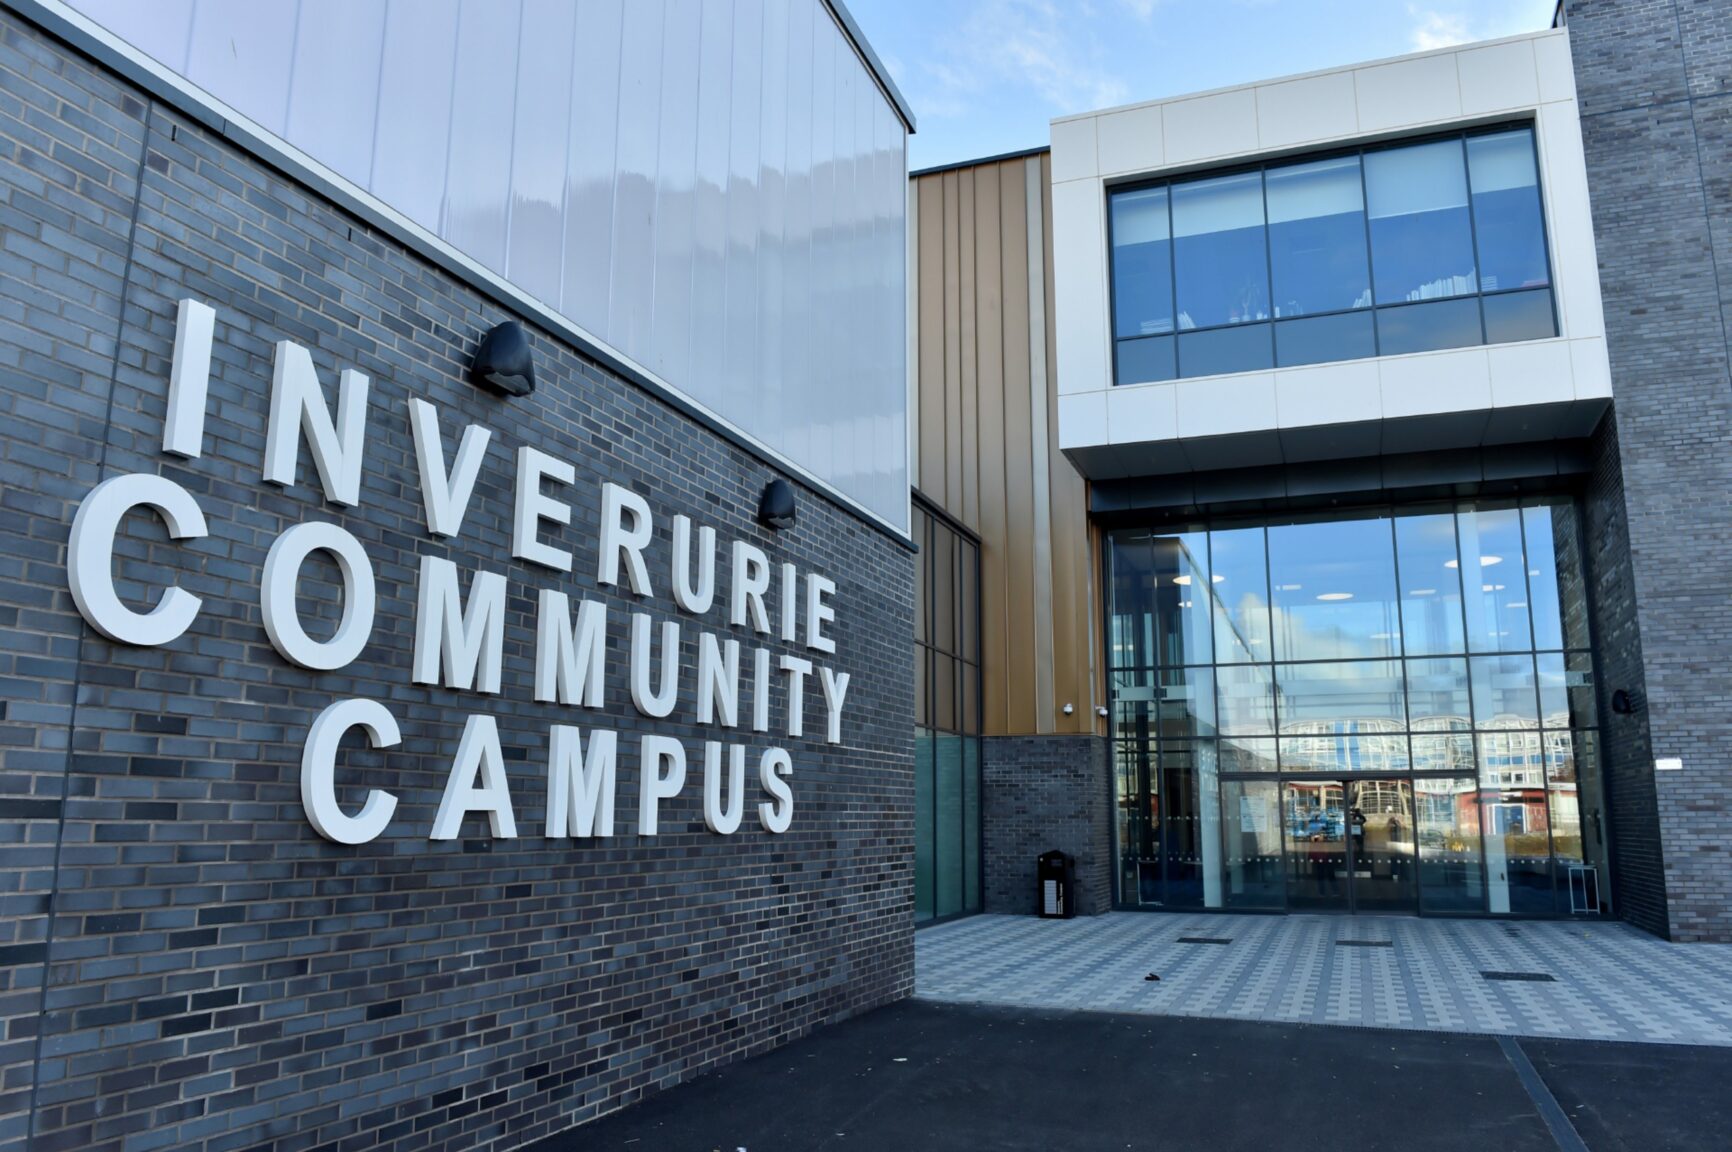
[981, 735, 1112, 916]
[1581, 413, 1667, 935]
[0, 11, 915, 1152]
[1567, 0, 1732, 941]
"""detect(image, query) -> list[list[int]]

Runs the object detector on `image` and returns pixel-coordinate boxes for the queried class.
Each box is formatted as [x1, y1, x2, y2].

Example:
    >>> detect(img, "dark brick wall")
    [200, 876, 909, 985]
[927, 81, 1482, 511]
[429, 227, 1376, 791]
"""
[1580, 413, 1667, 936]
[1567, 0, 1732, 940]
[0, 11, 915, 1152]
[981, 735, 1112, 916]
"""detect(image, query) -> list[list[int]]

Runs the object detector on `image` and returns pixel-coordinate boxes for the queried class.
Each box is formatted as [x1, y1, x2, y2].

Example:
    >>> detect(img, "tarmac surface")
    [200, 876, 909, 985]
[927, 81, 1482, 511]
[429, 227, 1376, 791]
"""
[528, 998, 1732, 1151]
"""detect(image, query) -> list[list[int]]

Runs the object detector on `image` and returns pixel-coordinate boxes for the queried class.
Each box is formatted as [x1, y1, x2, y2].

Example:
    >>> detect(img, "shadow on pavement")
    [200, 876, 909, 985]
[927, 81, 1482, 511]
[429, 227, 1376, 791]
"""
[522, 998, 1732, 1151]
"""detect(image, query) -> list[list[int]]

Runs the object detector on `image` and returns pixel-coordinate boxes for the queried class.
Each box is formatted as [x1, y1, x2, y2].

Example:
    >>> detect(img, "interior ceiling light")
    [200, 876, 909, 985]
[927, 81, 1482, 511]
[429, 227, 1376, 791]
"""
[1507, 602, 1528, 609]
[1409, 588, 1437, 596]
[1277, 583, 1303, 591]
[1317, 592, 1353, 601]
[1172, 574, 1192, 585]
[1211, 574, 1225, 583]
[1482, 583, 1506, 592]
[1444, 555, 1503, 569]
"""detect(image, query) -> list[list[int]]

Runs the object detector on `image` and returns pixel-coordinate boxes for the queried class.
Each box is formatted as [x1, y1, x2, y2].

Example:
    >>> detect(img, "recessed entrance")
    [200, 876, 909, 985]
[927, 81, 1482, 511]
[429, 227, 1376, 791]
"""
[1285, 779, 1415, 913]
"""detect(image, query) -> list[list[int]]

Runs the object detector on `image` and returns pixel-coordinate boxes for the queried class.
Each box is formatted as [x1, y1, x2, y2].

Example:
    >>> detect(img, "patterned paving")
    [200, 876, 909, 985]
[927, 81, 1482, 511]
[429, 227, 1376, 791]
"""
[916, 913, 1732, 1046]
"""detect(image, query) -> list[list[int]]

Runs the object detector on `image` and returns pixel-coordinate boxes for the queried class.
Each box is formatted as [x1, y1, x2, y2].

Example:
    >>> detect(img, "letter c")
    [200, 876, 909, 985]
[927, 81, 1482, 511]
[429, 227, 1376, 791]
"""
[68, 474, 208, 646]
[302, 698, 400, 844]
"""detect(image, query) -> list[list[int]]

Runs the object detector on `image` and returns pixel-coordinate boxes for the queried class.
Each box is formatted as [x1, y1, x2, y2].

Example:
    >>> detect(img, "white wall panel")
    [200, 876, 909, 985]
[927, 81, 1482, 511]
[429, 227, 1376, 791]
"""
[286, 0, 386, 187]
[780, 0, 815, 469]
[186, 0, 298, 137]
[562, 0, 624, 336]
[609, 0, 665, 364]
[74, 0, 192, 73]
[67, 0, 911, 531]
[689, 0, 735, 426]
[647, 0, 702, 393]
[372, 0, 458, 232]
[755, 0, 789, 454]
[505, 0, 575, 308]
[722, 0, 763, 433]
[443, 0, 520, 272]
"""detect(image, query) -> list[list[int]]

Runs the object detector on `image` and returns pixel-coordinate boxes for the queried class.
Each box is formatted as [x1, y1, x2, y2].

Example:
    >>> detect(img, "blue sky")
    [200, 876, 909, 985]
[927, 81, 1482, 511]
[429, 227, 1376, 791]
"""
[847, 0, 1560, 171]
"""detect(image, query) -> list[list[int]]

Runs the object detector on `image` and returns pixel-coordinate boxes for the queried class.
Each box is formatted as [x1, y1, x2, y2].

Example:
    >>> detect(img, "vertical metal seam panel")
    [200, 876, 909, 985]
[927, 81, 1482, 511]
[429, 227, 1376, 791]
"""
[906, 176, 919, 493]
[1026, 154, 1056, 736]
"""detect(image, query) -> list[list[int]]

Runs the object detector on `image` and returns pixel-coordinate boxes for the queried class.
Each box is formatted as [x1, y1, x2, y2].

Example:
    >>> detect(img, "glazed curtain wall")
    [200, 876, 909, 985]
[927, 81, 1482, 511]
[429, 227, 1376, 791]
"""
[70, 0, 911, 528]
[1110, 125, 1555, 384]
[914, 499, 983, 923]
[1107, 498, 1608, 917]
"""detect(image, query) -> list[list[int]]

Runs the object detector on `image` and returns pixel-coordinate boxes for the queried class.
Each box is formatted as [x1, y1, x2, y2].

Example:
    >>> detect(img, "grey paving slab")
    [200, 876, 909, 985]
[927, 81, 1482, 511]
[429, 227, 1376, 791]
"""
[916, 913, 1732, 1046]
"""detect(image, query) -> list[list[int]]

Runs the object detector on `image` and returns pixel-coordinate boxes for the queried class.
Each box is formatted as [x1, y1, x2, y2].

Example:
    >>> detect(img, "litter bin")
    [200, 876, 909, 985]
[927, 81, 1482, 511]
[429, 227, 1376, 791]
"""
[1037, 850, 1076, 919]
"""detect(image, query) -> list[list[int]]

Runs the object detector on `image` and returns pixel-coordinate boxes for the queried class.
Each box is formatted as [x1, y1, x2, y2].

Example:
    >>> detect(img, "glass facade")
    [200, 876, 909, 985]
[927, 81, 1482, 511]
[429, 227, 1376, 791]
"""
[1109, 125, 1556, 384]
[1107, 498, 1608, 917]
[914, 498, 983, 924]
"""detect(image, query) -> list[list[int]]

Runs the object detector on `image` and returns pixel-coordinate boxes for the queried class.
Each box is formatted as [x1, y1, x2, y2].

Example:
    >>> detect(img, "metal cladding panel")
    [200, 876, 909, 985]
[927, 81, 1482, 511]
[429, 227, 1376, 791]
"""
[63, 0, 911, 531]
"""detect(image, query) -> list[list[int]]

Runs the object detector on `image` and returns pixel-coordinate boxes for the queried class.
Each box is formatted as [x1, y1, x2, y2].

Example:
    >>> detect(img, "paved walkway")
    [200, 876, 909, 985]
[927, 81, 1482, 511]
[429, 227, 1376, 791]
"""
[916, 912, 1732, 1046]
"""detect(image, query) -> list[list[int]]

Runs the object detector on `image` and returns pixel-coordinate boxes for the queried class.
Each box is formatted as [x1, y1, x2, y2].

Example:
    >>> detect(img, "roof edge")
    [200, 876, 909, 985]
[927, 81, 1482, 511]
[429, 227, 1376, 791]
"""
[825, 0, 917, 134]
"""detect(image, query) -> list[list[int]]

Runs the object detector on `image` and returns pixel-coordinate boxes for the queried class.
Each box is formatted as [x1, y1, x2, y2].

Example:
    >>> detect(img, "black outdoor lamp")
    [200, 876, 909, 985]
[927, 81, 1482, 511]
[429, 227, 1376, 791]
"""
[469, 320, 536, 397]
[757, 479, 797, 530]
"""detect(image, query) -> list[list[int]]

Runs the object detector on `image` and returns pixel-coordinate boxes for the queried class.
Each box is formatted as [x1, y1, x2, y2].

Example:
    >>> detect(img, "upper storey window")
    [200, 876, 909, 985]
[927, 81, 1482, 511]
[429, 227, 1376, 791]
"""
[1108, 125, 1555, 385]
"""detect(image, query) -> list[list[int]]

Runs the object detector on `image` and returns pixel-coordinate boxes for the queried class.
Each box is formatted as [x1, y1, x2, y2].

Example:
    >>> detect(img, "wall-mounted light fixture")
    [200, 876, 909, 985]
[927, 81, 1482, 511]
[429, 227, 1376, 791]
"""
[757, 479, 796, 530]
[1097, 706, 1109, 718]
[1061, 703, 1074, 716]
[1612, 689, 1635, 715]
[470, 321, 535, 397]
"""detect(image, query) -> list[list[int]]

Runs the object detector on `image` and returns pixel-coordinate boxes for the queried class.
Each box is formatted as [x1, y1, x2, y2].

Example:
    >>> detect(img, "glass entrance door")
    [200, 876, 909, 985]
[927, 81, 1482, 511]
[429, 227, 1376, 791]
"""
[1283, 779, 1417, 912]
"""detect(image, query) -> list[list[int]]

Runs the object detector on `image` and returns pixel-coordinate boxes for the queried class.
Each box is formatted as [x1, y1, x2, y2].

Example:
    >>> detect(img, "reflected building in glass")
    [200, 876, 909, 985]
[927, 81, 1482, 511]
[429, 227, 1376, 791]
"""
[1105, 500, 1604, 917]
[914, 7, 1732, 941]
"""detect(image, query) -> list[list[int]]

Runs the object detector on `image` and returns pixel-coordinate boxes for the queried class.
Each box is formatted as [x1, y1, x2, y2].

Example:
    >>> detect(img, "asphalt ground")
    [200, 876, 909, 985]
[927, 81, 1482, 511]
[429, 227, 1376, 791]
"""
[527, 999, 1732, 1152]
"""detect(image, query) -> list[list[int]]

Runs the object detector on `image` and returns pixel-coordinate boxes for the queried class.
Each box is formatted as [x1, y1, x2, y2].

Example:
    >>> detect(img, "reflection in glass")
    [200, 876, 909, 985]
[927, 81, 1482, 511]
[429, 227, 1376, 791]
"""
[1104, 499, 1602, 918]
[1275, 311, 1376, 367]
[1470, 654, 1539, 730]
[1285, 780, 1348, 910]
[1467, 130, 1549, 294]
[1366, 138, 1477, 305]
[1479, 729, 1545, 790]
[1375, 298, 1483, 355]
[1395, 512, 1466, 656]
[1218, 664, 1276, 735]
[1173, 171, 1270, 329]
[1276, 660, 1406, 734]
[1108, 532, 1155, 669]
[1349, 778, 1416, 911]
[1481, 787, 1554, 916]
[1406, 657, 1471, 732]
[1116, 335, 1177, 385]
[1112, 187, 1174, 338]
[1151, 531, 1214, 666]
[1160, 741, 1221, 908]
[1416, 776, 1484, 912]
[1280, 734, 1411, 774]
[1221, 737, 1280, 773]
[1267, 155, 1371, 318]
[1411, 732, 1475, 774]
[1210, 527, 1271, 662]
[1483, 289, 1555, 343]
[1178, 323, 1272, 376]
[1221, 780, 1283, 908]
[1458, 504, 1532, 652]
[1268, 515, 1401, 661]
[1523, 501, 1590, 650]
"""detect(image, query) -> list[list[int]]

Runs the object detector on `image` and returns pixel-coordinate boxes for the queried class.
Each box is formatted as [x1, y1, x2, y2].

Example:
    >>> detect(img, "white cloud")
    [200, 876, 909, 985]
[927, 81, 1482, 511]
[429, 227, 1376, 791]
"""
[1408, 5, 1473, 50]
[911, 0, 1131, 120]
